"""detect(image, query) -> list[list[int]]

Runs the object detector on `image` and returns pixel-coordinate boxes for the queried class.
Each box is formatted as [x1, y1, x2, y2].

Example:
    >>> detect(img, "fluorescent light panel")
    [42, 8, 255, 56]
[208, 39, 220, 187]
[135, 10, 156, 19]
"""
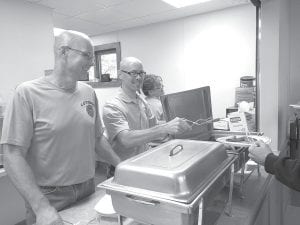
[161, 0, 213, 8]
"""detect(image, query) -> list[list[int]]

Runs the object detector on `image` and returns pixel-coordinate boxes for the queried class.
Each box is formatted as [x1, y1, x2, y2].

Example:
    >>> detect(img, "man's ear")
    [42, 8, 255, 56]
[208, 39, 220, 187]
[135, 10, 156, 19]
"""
[58, 46, 67, 57]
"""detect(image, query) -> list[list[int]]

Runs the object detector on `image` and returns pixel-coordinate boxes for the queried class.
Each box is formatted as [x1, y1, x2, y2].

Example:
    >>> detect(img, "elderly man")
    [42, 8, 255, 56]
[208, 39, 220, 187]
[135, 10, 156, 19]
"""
[103, 57, 191, 161]
[0, 30, 120, 225]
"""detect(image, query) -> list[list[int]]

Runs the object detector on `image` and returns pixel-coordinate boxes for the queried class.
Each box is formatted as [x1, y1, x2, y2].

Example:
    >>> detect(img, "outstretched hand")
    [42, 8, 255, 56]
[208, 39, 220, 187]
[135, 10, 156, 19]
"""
[248, 140, 273, 165]
[163, 117, 192, 136]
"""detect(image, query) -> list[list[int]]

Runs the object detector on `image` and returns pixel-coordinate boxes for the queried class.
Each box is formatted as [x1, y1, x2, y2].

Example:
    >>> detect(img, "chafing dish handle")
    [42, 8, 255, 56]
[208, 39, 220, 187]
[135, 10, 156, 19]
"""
[126, 194, 160, 206]
[169, 144, 183, 156]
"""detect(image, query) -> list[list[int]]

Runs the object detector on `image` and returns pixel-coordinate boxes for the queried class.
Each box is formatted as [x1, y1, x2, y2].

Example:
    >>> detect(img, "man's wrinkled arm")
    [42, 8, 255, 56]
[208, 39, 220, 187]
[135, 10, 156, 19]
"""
[3, 144, 62, 225]
[95, 136, 121, 166]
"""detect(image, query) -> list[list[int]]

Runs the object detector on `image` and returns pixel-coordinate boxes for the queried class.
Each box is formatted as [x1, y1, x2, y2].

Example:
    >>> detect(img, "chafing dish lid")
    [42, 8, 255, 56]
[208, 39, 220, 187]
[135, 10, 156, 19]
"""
[112, 139, 230, 203]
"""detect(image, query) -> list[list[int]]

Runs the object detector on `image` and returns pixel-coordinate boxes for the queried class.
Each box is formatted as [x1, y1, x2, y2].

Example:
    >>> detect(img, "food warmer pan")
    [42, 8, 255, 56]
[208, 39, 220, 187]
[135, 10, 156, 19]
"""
[99, 139, 236, 225]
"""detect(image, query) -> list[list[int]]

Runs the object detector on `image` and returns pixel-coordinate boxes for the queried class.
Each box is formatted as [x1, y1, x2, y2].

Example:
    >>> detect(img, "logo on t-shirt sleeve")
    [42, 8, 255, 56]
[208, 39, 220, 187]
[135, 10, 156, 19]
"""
[81, 101, 95, 118]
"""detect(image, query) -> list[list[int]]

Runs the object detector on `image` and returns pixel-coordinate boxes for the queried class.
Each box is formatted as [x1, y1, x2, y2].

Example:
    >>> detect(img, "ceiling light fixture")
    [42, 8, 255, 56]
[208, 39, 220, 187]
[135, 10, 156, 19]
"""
[161, 0, 213, 8]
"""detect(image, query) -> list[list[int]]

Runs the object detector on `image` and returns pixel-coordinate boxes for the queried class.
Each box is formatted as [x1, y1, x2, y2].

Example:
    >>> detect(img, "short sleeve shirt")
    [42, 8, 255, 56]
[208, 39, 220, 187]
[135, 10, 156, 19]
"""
[0, 77, 103, 186]
[103, 88, 149, 161]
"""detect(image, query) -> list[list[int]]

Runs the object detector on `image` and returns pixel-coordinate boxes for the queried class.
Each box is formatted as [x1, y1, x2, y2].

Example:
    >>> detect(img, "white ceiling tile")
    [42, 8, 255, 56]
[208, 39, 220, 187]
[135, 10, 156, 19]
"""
[38, 0, 106, 16]
[88, 18, 148, 36]
[82, 25, 113, 36]
[52, 12, 69, 20]
[111, 18, 147, 30]
[77, 7, 134, 25]
[136, 0, 242, 26]
[113, 0, 175, 18]
[175, 0, 250, 18]
[53, 17, 108, 36]
[97, 0, 133, 7]
[225, 0, 250, 5]
[90, 26, 122, 36]
[20, 0, 250, 36]
[25, 0, 42, 2]
[138, 9, 183, 25]
[52, 12, 69, 26]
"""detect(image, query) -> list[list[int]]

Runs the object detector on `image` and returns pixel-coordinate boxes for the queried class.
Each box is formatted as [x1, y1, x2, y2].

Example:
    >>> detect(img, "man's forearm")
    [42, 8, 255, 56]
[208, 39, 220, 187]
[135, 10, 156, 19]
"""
[3, 144, 51, 213]
[265, 153, 300, 191]
[117, 123, 168, 149]
[96, 136, 121, 166]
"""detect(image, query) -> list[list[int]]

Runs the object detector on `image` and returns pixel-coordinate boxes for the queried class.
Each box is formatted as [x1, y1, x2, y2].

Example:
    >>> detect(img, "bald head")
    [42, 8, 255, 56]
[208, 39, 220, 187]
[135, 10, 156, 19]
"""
[120, 57, 143, 72]
[119, 57, 145, 93]
[54, 30, 93, 58]
[52, 30, 94, 79]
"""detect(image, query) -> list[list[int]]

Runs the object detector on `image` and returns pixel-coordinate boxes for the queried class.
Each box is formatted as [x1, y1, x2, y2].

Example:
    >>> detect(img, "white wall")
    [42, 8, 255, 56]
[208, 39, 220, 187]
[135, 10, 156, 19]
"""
[259, 0, 292, 150]
[278, 0, 291, 150]
[260, 0, 280, 149]
[0, 0, 54, 224]
[289, 0, 300, 104]
[0, 0, 54, 105]
[92, 4, 256, 119]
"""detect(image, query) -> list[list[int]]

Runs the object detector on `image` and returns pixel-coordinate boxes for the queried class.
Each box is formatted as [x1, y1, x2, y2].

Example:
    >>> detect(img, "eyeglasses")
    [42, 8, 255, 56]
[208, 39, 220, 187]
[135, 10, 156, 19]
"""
[64, 46, 94, 59]
[121, 70, 146, 78]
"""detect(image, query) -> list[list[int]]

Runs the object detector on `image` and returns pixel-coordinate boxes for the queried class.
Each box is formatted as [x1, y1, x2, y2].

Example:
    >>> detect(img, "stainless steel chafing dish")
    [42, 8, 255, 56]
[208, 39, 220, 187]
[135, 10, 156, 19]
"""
[100, 139, 236, 225]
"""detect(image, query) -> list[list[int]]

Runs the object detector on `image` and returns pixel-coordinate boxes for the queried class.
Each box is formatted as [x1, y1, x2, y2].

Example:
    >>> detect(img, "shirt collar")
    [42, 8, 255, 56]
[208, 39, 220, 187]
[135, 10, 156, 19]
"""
[116, 88, 139, 104]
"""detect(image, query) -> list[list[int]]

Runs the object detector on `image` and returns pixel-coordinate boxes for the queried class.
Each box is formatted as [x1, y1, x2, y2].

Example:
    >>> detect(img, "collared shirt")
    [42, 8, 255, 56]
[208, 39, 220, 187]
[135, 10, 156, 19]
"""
[103, 88, 150, 161]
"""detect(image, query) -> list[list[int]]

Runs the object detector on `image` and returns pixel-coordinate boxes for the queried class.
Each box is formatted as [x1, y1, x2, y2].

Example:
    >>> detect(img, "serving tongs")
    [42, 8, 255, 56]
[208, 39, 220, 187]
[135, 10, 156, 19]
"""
[184, 117, 220, 127]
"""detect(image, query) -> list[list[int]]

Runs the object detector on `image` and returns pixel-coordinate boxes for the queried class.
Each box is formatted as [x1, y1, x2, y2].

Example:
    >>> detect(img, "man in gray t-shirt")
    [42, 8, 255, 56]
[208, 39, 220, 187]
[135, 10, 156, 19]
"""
[0, 30, 120, 225]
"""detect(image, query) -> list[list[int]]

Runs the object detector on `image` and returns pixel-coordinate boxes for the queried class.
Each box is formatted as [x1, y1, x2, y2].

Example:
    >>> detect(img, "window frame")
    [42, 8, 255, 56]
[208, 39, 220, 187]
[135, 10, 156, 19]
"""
[86, 42, 121, 88]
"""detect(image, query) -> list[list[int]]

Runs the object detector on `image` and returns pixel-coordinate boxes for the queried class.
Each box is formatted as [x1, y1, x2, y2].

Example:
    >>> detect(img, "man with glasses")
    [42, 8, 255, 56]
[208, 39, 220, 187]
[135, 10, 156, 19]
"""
[0, 30, 120, 225]
[103, 57, 192, 163]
